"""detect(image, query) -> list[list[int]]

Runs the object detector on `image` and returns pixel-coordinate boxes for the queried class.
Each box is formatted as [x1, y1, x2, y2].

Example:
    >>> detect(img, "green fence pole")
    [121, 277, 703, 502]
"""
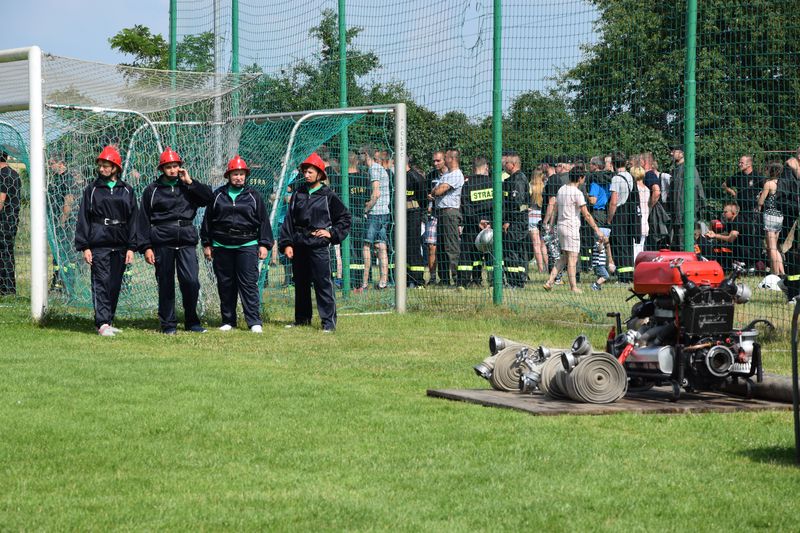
[682, 0, 697, 252]
[169, 0, 177, 145]
[491, 0, 503, 303]
[339, 0, 351, 296]
[232, 0, 239, 116]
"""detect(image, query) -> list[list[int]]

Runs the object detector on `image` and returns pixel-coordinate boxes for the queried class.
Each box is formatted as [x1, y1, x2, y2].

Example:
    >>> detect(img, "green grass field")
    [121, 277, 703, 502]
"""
[2, 297, 800, 530]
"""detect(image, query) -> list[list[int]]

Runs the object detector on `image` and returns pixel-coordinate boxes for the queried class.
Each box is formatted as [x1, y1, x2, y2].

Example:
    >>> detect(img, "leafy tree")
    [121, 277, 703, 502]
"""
[176, 32, 214, 72]
[109, 26, 214, 72]
[109, 25, 169, 70]
[246, 8, 407, 114]
[560, 0, 800, 192]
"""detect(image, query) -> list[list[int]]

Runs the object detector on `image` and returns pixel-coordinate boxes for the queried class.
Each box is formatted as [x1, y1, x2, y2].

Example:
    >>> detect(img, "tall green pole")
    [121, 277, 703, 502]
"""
[682, 0, 697, 252]
[339, 0, 351, 295]
[169, 0, 177, 71]
[491, 0, 503, 303]
[232, 0, 240, 116]
[169, 0, 178, 144]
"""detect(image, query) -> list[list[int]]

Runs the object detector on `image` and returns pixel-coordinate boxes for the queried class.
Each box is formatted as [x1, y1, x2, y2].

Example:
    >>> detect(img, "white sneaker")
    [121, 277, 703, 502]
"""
[251, 325, 263, 334]
[108, 326, 123, 334]
[98, 324, 115, 337]
[219, 324, 233, 332]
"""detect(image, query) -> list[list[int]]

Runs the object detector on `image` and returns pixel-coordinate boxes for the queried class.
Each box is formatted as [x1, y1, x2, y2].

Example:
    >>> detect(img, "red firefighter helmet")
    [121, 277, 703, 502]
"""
[298, 152, 327, 180]
[96, 146, 122, 171]
[224, 155, 250, 178]
[158, 146, 183, 169]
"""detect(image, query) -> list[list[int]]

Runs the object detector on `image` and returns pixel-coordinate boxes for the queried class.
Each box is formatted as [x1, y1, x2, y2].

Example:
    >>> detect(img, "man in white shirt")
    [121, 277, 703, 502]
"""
[428, 149, 464, 286]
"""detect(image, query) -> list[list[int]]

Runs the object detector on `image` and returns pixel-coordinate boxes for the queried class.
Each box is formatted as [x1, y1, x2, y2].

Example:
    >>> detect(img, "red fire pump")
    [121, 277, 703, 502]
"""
[607, 251, 769, 401]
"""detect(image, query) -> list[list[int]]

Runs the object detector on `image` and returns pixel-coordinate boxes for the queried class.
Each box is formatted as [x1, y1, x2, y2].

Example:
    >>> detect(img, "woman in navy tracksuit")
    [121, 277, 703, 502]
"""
[279, 153, 352, 332]
[137, 146, 213, 334]
[201, 155, 273, 333]
[74, 146, 138, 336]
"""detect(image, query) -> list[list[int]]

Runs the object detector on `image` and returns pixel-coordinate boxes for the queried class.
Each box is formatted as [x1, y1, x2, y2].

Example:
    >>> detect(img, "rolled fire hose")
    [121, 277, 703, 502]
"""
[539, 352, 570, 400]
[489, 335, 525, 355]
[564, 353, 628, 404]
[489, 345, 528, 392]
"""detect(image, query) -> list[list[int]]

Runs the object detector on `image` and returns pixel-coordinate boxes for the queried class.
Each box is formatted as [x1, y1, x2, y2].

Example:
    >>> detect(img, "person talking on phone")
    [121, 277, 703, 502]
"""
[137, 147, 213, 334]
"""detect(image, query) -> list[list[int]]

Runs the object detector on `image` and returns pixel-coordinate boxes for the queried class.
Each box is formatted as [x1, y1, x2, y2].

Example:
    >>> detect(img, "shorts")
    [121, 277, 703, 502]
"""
[365, 214, 390, 244]
[424, 216, 437, 245]
[528, 209, 542, 231]
[764, 212, 783, 233]
[594, 265, 610, 280]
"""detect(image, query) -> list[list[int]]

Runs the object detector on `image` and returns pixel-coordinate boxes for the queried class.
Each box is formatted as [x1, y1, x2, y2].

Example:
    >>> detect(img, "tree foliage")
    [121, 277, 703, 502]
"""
[560, 0, 800, 190]
[108, 2, 800, 187]
[246, 8, 406, 113]
[109, 26, 213, 72]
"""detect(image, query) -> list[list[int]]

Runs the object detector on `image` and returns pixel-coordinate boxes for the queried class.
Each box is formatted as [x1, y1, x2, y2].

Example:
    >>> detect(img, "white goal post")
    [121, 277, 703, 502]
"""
[7, 57, 407, 323]
[0, 46, 46, 322]
[238, 104, 408, 312]
[0, 44, 409, 321]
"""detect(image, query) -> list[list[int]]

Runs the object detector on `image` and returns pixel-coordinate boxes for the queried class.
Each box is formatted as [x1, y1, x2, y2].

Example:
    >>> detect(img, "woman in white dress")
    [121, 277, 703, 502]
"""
[543, 165, 607, 293]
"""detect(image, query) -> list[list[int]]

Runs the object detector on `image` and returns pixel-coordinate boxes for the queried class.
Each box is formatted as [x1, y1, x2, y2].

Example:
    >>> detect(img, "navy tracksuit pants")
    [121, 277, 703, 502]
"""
[90, 247, 126, 328]
[212, 245, 262, 328]
[292, 245, 336, 329]
[154, 245, 201, 331]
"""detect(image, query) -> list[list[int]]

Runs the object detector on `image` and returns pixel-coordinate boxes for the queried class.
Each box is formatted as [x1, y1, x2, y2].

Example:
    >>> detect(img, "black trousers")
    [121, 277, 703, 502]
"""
[90, 247, 126, 328]
[436, 208, 461, 284]
[785, 249, 800, 301]
[0, 216, 19, 295]
[212, 245, 262, 328]
[458, 230, 483, 286]
[612, 210, 636, 282]
[292, 245, 337, 329]
[407, 209, 425, 286]
[503, 227, 531, 287]
[154, 245, 202, 331]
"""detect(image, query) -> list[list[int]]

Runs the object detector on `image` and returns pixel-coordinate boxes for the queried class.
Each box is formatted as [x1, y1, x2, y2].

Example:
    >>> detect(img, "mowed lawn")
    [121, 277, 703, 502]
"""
[2, 298, 800, 531]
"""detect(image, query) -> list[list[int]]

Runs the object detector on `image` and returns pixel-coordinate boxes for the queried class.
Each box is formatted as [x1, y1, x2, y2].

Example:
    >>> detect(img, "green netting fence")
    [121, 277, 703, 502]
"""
[167, 0, 800, 330]
[1, 0, 799, 332]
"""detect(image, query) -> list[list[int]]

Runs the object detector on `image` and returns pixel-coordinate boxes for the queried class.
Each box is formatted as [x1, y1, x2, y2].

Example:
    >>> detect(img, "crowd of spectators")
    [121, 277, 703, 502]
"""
[312, 144, 800, 290]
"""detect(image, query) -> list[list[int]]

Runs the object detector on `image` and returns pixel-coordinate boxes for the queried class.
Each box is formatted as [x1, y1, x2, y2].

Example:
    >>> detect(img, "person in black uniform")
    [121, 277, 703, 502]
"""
[74, 146, 138, 336]
[0, 151, 22, 295]
[405, 156, 426, 287]
[501, 151, 532, 287]
[348, 151, 370, 288]
[137, 147, 213, 334]
[458, 157, 493, 287]
[48, 154, 77, 291]
[279, 153, 352, 332]
[201, 155, 273, 334]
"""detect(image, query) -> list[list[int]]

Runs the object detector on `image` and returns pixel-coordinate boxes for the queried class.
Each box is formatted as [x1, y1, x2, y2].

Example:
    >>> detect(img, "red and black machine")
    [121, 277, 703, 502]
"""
[607, 251, 769, 401]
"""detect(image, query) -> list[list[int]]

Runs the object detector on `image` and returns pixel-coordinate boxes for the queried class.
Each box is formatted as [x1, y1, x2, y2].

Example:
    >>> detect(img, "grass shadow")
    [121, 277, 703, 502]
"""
[738, 445, 800, 467]
[42, 309, 156, 334]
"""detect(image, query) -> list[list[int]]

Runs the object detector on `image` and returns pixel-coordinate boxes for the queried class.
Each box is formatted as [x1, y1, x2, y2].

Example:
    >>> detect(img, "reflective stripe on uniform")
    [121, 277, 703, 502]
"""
[787, 274, 800, 281]
[617, 266, 634, 273]
[457, 265, 473, 271]
[408, 266, 426, 272]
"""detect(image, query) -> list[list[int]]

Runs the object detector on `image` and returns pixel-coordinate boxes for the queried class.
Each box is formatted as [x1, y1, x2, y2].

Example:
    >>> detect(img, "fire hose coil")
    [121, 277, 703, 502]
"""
[489, 346, 528, 392]
[564, 353, 628, 404]
[540, 352, 570, 400]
